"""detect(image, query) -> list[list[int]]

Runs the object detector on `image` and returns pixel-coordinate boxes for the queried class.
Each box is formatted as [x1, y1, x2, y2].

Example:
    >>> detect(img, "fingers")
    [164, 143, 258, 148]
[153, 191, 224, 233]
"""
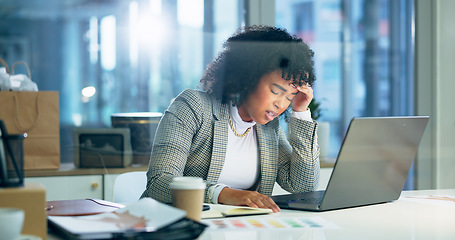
[244, 192, 281, 213]
[219, 188, 281, 213]
[254, 196, 281, 213]
[297, 85, 313, 100]
[290, 82, 313, 99]
[296, 84, 312, 93]
[290, 82, 313, 112]
[289, 82, 311, 90]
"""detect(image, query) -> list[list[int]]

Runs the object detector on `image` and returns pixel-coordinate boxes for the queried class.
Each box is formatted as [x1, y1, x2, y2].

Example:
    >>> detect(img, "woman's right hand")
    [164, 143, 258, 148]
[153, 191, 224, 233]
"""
[217, 187, 281, 213]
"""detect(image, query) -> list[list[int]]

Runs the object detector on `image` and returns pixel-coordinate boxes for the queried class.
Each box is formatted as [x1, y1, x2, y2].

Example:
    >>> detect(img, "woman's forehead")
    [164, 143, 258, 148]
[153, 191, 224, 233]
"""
[262, 71, 299, 92]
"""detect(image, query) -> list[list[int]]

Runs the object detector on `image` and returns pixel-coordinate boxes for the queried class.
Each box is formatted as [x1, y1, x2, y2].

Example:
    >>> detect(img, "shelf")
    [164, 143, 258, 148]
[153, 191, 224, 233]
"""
[24, 163, 149, 177]
[24, 158, 333, 178]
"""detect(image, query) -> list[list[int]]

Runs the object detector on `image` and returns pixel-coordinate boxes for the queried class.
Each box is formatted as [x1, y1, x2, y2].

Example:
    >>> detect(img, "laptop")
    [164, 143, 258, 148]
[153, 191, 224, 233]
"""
[272, 116, 429, 212]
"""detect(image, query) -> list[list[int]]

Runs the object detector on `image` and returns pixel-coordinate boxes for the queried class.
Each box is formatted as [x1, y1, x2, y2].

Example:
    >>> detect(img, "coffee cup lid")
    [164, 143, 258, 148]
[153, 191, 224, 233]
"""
[169, 177, 206, 190]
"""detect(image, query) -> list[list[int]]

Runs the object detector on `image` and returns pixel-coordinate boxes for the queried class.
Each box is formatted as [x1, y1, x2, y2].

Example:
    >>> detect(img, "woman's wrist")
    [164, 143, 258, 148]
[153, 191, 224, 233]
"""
[217, 187, 236, 204]
[209, 184, 230, 204]
[291, 109, 312, 122]
[292, 107, 309, 112]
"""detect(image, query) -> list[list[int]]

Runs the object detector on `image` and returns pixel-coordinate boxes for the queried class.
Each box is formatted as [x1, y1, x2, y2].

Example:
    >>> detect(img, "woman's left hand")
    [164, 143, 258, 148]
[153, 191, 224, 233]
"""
[291, 83, 313, 112]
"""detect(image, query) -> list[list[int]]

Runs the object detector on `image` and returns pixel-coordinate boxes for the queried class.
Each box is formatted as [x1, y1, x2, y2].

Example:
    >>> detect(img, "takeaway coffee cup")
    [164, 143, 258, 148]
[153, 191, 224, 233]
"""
[0, 208, 24, 240]
[170, 177, 206, 222]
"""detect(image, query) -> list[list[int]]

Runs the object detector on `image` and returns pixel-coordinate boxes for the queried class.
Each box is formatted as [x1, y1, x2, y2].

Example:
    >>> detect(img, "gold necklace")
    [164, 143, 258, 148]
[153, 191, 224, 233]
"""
[228, 115, 251, 137]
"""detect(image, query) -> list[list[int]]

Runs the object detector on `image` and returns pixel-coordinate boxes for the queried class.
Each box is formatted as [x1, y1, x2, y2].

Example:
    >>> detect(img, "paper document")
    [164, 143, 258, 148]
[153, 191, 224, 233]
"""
[202, 216, 339, 230]
[48, 198, 186, 238]
[404, 195, 455, 207]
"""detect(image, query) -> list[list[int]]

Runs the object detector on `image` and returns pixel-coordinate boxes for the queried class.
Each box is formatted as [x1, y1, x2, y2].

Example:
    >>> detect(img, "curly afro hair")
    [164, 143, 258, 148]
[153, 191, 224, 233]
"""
[200, 25, 316, 113]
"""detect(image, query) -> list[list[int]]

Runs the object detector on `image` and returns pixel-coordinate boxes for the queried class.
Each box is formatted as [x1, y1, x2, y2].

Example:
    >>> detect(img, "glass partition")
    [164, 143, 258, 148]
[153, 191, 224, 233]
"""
[277, 0, 414, 157]
[277, 0, 415, 188]
[0, 0, 245, 164]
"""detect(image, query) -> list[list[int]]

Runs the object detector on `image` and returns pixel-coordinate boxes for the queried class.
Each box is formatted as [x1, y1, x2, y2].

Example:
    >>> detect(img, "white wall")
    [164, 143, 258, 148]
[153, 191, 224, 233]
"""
[415, 0, 455, 189]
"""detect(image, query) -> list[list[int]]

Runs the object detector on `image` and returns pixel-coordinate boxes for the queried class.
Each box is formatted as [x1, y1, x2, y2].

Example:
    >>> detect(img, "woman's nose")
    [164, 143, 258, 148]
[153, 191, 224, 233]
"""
[274, 97, 287, 110]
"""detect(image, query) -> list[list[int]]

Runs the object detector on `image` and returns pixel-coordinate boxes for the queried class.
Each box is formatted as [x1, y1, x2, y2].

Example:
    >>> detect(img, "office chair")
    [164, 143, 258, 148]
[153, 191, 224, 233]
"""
[112, 171, 147, 204]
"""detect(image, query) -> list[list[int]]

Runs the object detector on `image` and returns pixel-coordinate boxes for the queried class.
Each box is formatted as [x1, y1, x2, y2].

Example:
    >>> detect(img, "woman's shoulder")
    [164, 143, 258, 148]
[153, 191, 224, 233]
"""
[171, 89, 217, 114]
[178, 88, 212, 100]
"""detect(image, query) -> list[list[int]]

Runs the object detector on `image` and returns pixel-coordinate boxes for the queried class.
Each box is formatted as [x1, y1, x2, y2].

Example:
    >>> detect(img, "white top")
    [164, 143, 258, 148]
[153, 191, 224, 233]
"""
[209, 106, 313, 203]
[217, 105, 259, 190]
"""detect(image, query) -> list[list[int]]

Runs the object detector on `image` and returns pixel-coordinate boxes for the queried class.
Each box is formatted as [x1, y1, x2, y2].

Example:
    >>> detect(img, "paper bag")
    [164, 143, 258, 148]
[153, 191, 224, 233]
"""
[0, 91, 60, 169]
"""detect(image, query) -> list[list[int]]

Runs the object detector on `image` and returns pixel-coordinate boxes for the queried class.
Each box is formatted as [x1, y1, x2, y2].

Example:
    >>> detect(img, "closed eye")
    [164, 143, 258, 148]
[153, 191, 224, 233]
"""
[271, 83, 296, 101]
[287, 90, 298, 101]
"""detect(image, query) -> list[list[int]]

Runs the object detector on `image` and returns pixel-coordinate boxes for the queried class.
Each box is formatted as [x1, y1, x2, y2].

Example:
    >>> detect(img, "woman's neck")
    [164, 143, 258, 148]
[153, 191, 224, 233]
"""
[236, 104, 253, 122]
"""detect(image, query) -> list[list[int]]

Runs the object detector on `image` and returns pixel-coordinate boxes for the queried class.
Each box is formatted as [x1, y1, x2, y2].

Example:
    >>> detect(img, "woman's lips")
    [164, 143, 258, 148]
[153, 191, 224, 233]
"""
[266, 110, 277, 121]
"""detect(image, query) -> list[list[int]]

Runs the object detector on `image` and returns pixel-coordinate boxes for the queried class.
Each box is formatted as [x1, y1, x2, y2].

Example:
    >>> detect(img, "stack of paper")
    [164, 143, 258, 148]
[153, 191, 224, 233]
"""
[48, 198, 198, 239]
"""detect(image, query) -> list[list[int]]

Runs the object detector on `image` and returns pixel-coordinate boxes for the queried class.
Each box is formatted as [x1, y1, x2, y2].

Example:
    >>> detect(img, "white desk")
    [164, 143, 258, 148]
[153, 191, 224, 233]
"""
[198, 189, 455, 240]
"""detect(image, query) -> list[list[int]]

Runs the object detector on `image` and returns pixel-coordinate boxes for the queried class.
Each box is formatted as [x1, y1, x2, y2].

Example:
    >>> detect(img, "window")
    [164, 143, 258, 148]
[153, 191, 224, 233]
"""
[277, 0, 415, 187]
[0, 0, 245, 163]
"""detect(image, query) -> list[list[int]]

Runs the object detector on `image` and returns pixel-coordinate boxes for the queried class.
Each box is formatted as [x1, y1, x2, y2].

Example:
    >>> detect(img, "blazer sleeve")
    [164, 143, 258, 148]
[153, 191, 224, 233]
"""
[275, 117, 320, 192]
[140, 89, 203, 203]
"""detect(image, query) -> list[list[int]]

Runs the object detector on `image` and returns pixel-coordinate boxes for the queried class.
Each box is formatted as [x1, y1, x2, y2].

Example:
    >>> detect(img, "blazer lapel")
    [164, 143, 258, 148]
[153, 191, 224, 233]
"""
[256, 122, 278, 194]
[206, 99, 229, 183]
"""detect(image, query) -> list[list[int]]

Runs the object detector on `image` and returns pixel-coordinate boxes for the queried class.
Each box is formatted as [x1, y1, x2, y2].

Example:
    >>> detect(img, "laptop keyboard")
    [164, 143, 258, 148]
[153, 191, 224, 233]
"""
[292, 196, 322, 204]
[272, 190, 325, 205]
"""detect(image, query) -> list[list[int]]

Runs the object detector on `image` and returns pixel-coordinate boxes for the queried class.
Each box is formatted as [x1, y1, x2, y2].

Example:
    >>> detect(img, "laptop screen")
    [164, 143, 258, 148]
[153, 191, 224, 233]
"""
[320, 116, 429, 210]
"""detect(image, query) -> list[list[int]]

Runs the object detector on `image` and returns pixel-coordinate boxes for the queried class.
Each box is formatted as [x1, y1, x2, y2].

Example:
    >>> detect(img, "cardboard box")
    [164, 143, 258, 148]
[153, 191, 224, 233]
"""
[0, 183, 46, 239]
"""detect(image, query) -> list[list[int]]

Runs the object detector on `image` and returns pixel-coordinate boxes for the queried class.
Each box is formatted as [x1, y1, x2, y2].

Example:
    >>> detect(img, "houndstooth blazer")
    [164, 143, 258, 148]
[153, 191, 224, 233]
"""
[140, 89, 320, 203]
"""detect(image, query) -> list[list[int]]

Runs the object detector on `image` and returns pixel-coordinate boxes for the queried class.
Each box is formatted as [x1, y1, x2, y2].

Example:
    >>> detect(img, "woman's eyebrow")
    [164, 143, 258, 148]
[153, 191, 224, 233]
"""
[273, 83, 298, 95]
[273, 83, 287, 92]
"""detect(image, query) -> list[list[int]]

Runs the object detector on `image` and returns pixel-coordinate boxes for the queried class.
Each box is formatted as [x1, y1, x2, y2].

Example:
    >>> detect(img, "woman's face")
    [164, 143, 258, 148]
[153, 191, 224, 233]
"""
[238, 70, 299, 125]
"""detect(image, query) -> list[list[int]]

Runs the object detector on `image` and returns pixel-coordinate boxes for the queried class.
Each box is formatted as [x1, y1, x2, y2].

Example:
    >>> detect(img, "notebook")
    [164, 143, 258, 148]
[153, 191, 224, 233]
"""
[201, 204, 272, 219]
[272, 116, 429, 212]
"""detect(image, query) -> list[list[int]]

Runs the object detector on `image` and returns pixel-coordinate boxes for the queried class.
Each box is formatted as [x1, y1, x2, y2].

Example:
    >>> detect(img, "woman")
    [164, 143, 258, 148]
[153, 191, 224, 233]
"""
[141, 25, 320, 213]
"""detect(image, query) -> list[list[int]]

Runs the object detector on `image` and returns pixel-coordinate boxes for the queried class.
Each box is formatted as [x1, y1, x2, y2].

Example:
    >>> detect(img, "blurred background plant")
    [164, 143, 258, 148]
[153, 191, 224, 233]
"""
[309, 98, 323, 120]
[309, 97, 330, 160]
